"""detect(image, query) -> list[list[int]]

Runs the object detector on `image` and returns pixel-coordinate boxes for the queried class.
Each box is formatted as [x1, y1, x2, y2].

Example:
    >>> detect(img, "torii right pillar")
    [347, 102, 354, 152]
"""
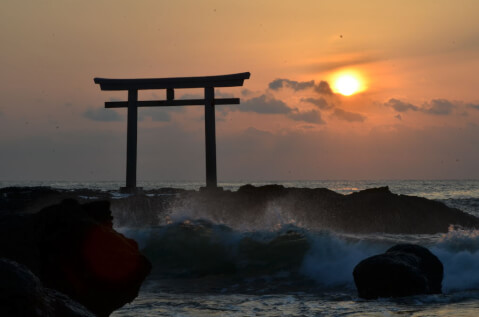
[204, 86, 217, 189]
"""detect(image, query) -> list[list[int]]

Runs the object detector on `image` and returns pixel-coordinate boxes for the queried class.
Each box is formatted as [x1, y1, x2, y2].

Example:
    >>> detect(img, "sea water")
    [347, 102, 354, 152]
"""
[3, 180, 479, 316]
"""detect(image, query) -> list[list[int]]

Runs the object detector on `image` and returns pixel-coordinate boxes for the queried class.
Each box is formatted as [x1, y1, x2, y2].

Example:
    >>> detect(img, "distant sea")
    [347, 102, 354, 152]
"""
[3, 180, 479, 316]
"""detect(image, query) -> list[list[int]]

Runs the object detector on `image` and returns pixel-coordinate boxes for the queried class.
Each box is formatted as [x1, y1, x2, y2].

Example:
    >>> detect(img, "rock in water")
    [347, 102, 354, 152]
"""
[0, 258, 95, 317]
[353, 244, 443, 299]
[0, 199, 152, 317]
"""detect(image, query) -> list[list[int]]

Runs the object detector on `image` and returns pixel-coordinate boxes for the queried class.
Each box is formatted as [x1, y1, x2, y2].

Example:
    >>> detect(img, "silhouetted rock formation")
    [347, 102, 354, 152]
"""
[2, 185, 479, 234]
[353, 244, 443, 299]
[0, 186, 111, 214]
[0, 258, 94, 317]
[169, 185, 479, 233]
[0, 199, 151, 317]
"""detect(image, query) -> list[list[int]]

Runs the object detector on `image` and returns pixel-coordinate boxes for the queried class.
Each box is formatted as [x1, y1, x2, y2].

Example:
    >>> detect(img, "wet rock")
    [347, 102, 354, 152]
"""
[0, 186, 61, 214]
[0, 258, 94, 317]
[353, 244, 443, 299]
[0, 199, 152, 317]
[3, 185, 479, 234]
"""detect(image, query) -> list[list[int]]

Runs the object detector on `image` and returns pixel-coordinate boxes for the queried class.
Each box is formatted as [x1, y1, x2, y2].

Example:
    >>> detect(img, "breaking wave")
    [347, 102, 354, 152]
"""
[119, 221, 479, 293]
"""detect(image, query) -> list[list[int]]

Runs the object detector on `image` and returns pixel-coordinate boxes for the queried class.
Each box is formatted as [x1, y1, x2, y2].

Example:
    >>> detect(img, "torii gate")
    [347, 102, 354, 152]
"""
[94, 72, 250, 193]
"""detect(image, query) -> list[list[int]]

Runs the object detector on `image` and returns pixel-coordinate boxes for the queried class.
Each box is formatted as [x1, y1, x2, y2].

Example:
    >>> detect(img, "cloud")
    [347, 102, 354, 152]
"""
[83, 108, 123, 122]
[241, 89, 253, 96]
[332, 108, 366, 122]
[215, 89, 234, 98]
[384, 98, 419, 112]
[385, 98, 458, 116]
[139, 108, 172, 122]
[314, 81, 333, 95]
[180, 93, 202, 100]
[288, 109, 325, 124]
[301, 97, 333, 110]
[269, 78, 315, 91]
[268, 78, 334, 96]
[239, 95, 292, 114]
[466, 103, 479, 110]
[310, 54, 383, 73]
[422, 99, 455, 115]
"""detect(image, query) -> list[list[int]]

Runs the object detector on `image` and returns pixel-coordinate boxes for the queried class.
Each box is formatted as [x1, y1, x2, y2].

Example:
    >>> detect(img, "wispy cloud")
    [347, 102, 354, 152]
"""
[139, 109, 172, 122]
[301, 97, 334, 110]
[268, 77, 334, 96]
[384, 98, 419, 112]
[466, 103, 479, 110]
[309, 54, 383, 73]
[239, 95, 292, 114]
[386, 98, 458, 116]
[269, 78, 315, 91]
[288, 109, 325, 124]
[332, 108, 366, 122]
[83, 108, 123, 122]
[241, 89, 254, 96]
[422, 99, 455, 115]
[215, 89, 234, 98]
[314, 81, 333, 95]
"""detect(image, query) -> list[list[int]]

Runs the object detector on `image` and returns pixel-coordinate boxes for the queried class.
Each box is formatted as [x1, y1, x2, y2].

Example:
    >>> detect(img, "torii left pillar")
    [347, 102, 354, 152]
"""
[126, 89, 138, 190]
[204, 87, 217, 188]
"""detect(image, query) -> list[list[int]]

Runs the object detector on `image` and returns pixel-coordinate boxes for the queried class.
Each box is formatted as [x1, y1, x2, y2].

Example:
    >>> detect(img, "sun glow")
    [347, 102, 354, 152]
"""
[332, 73, 364, 96]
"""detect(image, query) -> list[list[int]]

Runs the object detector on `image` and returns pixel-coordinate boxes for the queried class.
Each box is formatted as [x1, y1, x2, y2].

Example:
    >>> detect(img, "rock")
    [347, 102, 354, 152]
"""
[0, 258, 95, 317]
[181, 185, 479, 233]
[353, 244, 443, 299]
[0, 199, 152, 317]
[0, 186, 61, 214]
[3, 185, 479, 233]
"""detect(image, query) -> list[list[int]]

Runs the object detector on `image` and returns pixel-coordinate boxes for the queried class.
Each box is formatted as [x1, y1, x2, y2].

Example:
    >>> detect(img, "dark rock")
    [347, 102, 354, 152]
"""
[169, 185, 479, 234]
[353, 244, 443, 299]
[0, 199, 152, 317]
[3, 185, 479, 234]
[0, 186, 61, 214]
[0, 186, 112, 215]
[0, 258, 94, 317]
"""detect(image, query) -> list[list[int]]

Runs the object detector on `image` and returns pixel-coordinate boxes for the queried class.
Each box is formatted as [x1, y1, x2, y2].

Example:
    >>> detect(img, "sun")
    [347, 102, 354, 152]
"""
[333, 74, 362, 96]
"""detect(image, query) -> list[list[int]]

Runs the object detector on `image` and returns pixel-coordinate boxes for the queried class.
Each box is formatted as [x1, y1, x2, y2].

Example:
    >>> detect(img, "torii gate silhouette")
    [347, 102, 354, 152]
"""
[94, 72, 250, 193]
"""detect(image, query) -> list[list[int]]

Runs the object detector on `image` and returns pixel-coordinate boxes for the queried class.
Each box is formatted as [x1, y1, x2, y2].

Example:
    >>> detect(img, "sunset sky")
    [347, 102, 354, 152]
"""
[1, 0, 479, 182]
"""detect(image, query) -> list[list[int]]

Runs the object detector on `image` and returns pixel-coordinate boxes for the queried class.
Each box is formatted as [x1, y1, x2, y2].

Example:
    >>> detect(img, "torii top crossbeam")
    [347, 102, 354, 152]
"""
[94, 72, 250, 90]
[94, 72, 250, 193]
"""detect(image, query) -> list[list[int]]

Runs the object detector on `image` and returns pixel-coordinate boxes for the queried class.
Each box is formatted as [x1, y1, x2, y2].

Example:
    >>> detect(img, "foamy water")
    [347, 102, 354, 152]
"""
[114, 223, 479, 316]
[4, 180, 479, 316]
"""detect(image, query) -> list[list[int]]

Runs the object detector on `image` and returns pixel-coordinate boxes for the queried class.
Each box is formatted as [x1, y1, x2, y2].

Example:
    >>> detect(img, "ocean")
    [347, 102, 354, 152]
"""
[3, 180, 479, 316]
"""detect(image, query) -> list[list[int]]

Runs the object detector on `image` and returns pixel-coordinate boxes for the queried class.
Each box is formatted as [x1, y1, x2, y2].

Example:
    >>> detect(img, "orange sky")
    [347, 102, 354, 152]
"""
[1, 0, 479, 181]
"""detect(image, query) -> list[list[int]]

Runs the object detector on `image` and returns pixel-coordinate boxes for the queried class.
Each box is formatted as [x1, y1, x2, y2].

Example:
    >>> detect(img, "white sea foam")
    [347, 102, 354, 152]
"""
[432, 228, 479, 292]
[300, 232, 382, 287]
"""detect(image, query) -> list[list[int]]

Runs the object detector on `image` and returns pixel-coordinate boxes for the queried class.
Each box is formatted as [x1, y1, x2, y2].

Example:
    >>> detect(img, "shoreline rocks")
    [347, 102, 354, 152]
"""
[2, 185, 479, 234]
[353, 244, 443, 299]
[0, 258, 95, 317]
[0, 199, 151, 317]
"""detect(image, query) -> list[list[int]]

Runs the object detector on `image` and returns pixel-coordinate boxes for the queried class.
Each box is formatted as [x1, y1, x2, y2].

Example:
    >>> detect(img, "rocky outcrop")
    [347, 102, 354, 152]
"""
[0, 258, 95, 317]
[169, 185, 479, 234]
[0, 199, 151, 317]
[2, 185, 479, 234]
[353, 244, 443, 299]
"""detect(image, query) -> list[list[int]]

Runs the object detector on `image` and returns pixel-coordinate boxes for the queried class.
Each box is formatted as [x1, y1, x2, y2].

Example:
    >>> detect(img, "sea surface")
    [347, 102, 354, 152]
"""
[3, 180, 479, 316]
